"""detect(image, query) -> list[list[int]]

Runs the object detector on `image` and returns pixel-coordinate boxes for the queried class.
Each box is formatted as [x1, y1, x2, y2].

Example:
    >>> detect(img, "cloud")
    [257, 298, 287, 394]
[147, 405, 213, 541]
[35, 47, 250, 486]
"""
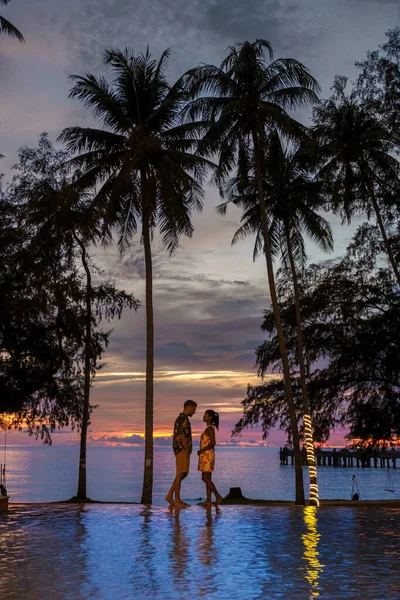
[89, 433, 175, 446]
[1, 0, 397, 451]
[48, 0, 399, 84]
[56, 0, 327, 74]
[155, 342, 203, 363]
[102, 313, 266, 374]
[91, 433, 145, 445]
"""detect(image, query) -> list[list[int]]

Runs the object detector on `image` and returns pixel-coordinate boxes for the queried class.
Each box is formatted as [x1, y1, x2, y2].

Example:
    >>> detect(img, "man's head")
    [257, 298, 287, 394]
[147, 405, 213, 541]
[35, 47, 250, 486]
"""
[183, 399, 197, 417]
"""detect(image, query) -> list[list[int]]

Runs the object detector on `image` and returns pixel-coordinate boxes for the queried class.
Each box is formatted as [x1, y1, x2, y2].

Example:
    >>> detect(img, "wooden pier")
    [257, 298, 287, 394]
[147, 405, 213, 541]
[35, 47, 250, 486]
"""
[0, 496, 9, 512]
[280, 447, 400, 468]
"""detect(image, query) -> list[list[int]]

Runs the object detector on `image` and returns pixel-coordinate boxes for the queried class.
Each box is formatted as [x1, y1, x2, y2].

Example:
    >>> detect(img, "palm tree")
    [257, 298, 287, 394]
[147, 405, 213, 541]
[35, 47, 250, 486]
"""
[313, 77, 400, 286]
[58, 47, 210, 504]
[220, 130, 333, 505]
[182, 39, 320, 504]
[0, 0, 24, 42]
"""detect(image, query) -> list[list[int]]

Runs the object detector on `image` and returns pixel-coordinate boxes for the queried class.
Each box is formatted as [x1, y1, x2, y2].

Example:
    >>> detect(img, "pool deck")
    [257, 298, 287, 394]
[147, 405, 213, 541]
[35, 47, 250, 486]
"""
[4, 497, 400, 509]
[221, 497, 400, 507]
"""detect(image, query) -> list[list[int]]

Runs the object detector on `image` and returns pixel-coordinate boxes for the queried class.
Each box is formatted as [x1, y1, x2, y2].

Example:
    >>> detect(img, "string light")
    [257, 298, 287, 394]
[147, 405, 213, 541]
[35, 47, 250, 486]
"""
[304, 413, 319, 507]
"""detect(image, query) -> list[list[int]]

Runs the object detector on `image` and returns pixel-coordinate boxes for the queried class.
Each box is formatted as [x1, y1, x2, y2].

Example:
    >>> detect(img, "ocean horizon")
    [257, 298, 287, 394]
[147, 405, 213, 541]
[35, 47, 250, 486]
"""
[3, 445, 399, 504]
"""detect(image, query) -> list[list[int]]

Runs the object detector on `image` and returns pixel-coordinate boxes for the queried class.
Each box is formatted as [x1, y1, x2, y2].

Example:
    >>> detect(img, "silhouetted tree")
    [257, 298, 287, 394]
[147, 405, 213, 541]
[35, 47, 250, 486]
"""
[221, 130, 333, 504]
[355, 27, 400, 142]
[0, 186, 87, 437]
[183, 40, 320, 504]
[236, 223, 400, 447]
[59, 48, 210, 503]
[1, 135, 139, 498]
[313, 76, 400, 285]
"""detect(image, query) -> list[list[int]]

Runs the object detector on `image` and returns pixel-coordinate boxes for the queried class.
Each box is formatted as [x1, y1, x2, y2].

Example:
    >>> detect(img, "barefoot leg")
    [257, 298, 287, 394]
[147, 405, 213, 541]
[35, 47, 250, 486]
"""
[204, 473, 222, 504]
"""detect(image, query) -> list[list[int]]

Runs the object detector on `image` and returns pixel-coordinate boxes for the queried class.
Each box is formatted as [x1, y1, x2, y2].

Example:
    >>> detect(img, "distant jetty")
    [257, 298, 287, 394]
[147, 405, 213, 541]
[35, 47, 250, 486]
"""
[280, 447, 400, 468]
[0, 496, 9, 512]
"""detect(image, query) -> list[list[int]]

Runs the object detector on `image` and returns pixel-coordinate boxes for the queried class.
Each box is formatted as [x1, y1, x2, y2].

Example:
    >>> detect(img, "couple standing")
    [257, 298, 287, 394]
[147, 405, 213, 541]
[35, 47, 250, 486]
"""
[165, 399, 223, 507]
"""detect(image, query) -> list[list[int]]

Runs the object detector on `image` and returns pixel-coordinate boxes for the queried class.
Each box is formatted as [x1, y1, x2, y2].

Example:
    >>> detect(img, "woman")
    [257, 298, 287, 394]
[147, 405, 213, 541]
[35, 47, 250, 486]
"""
[197, 409, 223, 506]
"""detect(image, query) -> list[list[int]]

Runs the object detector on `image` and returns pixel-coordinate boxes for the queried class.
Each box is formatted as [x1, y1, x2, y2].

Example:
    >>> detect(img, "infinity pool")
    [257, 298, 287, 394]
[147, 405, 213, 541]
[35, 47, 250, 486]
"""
[0, 504, 399, 599]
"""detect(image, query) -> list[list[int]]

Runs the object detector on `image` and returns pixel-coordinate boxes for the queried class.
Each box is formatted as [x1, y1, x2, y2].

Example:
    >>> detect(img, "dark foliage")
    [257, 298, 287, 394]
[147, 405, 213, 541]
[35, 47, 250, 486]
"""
[234, 222, 400, 446]
[0, 135, 139, 443]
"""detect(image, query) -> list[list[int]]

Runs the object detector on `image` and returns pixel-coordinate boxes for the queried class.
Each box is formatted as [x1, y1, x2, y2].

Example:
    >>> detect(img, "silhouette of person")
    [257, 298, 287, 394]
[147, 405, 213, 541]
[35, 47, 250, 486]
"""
[165, 399, 197, 507]
[197, 409, 223, 506]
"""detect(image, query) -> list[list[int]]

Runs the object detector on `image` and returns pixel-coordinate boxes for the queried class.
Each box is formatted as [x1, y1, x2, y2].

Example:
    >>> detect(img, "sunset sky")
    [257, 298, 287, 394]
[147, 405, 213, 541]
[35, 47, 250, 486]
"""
[1, 0, 398, 447]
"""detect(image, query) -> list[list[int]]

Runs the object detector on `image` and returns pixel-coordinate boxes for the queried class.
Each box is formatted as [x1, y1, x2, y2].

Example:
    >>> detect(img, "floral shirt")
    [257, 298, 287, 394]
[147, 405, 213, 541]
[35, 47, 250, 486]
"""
[173, 413, 192, 456]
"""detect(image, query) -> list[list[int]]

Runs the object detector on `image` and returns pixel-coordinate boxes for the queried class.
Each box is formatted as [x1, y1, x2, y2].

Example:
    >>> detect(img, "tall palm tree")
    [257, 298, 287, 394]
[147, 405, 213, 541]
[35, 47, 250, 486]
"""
[220, 130, 333, 505]
[182, 39, 320, 504]
[0, 0, 24, 42]
[313, 78, 400, 285]
[58, 47, 210, 504]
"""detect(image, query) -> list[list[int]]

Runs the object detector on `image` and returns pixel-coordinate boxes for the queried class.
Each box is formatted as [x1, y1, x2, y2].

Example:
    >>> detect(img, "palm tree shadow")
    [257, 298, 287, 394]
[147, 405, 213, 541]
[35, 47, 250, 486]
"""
[132, 507, 161, 597]
[197, 506, 219, 595]
[168, 506, 192, 595]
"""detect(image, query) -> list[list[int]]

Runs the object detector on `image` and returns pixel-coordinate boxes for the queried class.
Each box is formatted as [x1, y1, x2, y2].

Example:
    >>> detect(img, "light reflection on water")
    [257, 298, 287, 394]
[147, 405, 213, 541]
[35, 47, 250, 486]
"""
[1, 505, 400, 599]
[302, 507, 324, 598]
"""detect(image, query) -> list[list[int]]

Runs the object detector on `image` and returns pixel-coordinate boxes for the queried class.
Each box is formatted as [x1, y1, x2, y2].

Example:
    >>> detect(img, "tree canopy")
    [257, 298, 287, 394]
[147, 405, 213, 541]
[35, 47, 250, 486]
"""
[0, 135, 139, 443]
[234, 222, 400, 446]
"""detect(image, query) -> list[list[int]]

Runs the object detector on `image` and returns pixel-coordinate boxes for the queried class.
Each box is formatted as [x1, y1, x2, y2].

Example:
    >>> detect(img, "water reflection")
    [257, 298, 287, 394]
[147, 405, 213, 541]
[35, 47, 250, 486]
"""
[197, 506, 219, 596]
[2, 505, 400, 599]
[0, 505, 92, 600]
[198, 507, 217, 566]
[168, 507, 192, 596]
[302, 506, 324, 598]
[135, 507, 161, 597]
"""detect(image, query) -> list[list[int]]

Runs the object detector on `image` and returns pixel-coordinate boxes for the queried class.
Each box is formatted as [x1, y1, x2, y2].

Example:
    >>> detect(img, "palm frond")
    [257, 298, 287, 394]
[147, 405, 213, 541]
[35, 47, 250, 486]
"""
[58, 127, 127, 154]
[0, 14, 24, 41]
[263, 58, 320, 95]
[68, 73, 130, 132]
[265, 87, 319, 110]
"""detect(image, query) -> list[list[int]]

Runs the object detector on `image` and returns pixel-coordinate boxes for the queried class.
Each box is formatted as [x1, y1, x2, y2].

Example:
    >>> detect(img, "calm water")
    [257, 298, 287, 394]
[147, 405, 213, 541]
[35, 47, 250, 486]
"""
[3, 445, 400, 503]
[1, 503, 400, 599]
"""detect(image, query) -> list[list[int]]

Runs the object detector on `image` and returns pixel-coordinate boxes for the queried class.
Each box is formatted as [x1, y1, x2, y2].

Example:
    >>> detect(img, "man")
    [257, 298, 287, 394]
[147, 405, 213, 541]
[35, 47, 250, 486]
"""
[165, 399, 197, 507]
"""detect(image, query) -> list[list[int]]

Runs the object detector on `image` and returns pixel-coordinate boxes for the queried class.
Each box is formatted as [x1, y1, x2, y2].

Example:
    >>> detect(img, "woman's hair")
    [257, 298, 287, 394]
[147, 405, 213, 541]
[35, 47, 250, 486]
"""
[205, 409, 219, 430]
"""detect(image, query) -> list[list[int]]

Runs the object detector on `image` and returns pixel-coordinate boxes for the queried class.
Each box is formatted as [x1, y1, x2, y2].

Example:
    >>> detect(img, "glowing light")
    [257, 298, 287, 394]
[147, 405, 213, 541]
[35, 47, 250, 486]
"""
[304, 413, 319, 506]
[302, 506, 324, 597]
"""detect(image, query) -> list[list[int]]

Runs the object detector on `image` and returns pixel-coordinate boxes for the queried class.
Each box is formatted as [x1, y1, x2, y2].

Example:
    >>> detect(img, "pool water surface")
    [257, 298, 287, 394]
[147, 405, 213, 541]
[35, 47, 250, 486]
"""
[0, 504, 399, 599]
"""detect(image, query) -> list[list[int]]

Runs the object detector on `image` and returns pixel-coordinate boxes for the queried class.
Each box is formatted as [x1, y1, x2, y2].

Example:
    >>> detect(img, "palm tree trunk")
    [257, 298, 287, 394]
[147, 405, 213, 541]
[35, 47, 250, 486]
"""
[285, 227, 319, 506]
[252, 128, 305, 505]
[74, 233, 92, 500]
[365, 177, 400, 286]
[141, 213, 154, 504]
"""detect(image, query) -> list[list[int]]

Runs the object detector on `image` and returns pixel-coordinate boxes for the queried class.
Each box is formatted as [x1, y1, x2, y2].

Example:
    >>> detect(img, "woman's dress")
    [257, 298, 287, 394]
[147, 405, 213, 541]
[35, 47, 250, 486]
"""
[198, 426, 215, 472]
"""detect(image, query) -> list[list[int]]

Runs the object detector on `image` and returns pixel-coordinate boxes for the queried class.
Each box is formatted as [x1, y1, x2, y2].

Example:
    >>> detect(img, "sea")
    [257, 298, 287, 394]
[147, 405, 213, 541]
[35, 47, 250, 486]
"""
[4, 445, 400, 503]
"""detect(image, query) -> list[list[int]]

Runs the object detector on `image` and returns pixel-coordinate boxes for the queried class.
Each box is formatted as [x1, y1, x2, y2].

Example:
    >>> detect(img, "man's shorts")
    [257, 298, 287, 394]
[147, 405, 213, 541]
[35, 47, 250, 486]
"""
[176, 450, 190, 474]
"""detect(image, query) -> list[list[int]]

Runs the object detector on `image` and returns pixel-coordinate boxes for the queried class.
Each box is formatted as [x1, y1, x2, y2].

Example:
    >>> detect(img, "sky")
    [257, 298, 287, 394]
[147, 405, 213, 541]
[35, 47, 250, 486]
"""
[1, 0, 399, 447]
